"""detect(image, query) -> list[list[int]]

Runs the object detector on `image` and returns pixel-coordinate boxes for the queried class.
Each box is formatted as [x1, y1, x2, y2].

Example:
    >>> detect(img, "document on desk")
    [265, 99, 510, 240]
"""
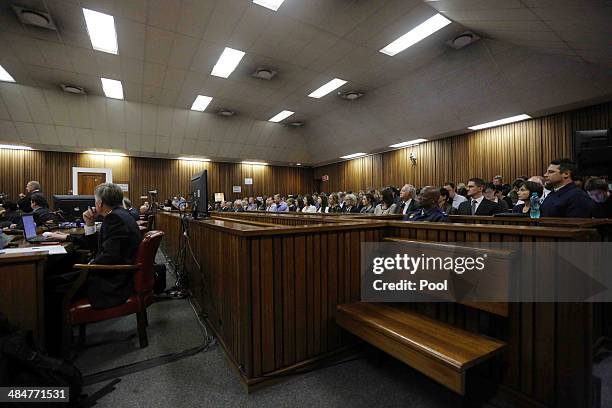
[0, 245, 67, 256]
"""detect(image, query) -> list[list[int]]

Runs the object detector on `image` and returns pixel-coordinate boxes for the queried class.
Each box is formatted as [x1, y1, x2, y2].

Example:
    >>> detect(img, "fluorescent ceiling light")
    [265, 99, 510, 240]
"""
[0, 65, 15, 82]
[179, 157, 210, 162]
[82, 8, 118, 54]
[83, 150, 126, 157]
[340, 153, 366, 159]
[380, 13, 451, 56]
[0, 144, 31, 150]
[252, 0, 285, 11]
[308, 78, 347, 99]
[242, 161, 268, 165]
[268, 110, 294, 123]
[100, 78, 123, 99]
[468, 114, 531, 130]
[211, 47, 245, 78]
[191, 95, 213, 112]
[389, 138, 428, 148]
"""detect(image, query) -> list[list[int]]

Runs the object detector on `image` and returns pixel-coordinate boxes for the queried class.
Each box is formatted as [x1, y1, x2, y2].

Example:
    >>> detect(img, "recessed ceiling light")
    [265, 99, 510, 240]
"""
[242, 161, 268, 165]
[308, 78, 348, 99]
[211, 47, 245, 78]
[191, 95, 213, 112]
[340, 153, 366, 159]
[178, 157, 211, 162]
[0, 144, 32, 150]
[61, 84, 86, 94]
[252, 0, 285, 11]
[83, 8, 118, 54]
[100, 78, 123, 99]
[338, 90, 364, 100]
[389, 138, 428, 148]
[252, 67, 277, 80]
[468, 114, 531, 130]
[83, 150, 126, 157]
[0, 65, 15, 82]
[268, 110, 294, 123]
[380, 13, 451, 56]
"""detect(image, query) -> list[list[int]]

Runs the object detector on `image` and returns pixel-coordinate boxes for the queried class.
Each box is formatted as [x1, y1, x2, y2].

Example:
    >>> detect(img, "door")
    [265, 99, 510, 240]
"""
[77, 172, 107, 195]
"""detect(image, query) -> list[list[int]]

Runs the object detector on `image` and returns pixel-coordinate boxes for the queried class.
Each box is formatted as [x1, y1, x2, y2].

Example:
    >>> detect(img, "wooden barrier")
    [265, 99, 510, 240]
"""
[156, 211, 601, 407]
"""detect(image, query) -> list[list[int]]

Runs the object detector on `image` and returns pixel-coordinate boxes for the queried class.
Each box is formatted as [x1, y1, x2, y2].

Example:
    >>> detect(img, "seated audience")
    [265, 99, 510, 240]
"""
[484, 183, 509, 212]
[265, 197, 277, 212]
[302, 196, 317, 213]
[274, 194, 288, 212]
[326, 193, 342, 213]
[512, 181, 544, 215]
[360, 194, 375, 213]
[374, 188, 397, 215]
[443, 182, 467, 209]
[337, 192, 346, 209]
[508, 178, 523, 205]
[398, 184, 418, 215]
[316, 195, 328, 213]
[343, 194, 359, 213]
[456, 178, 502, 215]
[541, 158, 594, 218]
[404, 186, 449, 222]
[586, 178, 612, 218]
[17, 180, 42, 213]
[0, 200, 21, 228]
[234, 199, 245, 212]
[123, 198, 140, 220]
[492, 175, 503, 187]
[287, 198, 297, 212]
[221, 201, 233, 212]
[438, 188, 455, 215]
[246, 197, 258, 211]
[456, 183, 468, 198]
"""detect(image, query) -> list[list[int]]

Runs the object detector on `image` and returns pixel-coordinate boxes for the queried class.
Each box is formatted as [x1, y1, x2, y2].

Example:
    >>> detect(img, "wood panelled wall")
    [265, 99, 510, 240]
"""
[315, 101, 612, 192]
[0, 151, 313, 206]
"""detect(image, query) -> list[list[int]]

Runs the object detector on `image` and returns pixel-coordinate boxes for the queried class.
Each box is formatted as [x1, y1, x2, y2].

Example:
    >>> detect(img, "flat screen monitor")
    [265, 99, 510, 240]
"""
[53, 195, 95, 222]
[574, 129, 612, 177]
[190, 170, 209, 217]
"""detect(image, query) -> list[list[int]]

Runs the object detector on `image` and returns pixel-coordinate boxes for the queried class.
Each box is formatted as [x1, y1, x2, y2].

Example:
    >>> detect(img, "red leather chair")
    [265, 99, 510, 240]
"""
[62, 230, 165, 355]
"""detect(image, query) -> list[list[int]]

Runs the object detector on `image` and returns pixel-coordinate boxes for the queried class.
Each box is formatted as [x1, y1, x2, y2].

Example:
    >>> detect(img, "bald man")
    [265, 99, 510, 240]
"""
[404, 186, 450, 222]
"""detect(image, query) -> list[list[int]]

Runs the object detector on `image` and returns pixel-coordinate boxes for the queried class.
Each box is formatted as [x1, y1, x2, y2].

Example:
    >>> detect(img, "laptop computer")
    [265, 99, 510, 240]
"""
[0, 230, 15, 249]
[22, 214, 55, 243]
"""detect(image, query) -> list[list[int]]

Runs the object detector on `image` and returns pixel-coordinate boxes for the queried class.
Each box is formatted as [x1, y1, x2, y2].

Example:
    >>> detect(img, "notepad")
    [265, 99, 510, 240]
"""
[0, 245, 67, 256]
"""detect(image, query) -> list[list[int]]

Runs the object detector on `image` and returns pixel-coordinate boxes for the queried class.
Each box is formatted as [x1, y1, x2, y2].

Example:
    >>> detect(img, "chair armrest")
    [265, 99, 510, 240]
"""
[73, 263, 140, 271]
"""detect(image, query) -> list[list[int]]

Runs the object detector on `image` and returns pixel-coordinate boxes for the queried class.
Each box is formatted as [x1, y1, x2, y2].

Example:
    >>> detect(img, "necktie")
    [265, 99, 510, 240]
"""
[471, 200, 477, 215]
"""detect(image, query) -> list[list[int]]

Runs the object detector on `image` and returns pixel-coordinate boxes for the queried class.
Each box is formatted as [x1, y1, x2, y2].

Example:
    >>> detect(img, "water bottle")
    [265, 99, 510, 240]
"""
[529, 192, 540, 219]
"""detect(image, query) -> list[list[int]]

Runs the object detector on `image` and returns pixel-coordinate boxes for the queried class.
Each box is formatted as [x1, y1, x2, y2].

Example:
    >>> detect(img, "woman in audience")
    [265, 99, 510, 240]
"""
[326, 193, 342, 213]
[287, 198, 297, 212]
[438, 188, 455, 215]
[374, 188, 397, 215]
[316, 195, 328, 213]
[302, 195, 317, 213]
[343, 194, 359, 213]
[512, 181, 544, 215]
[360, 194, 375, 213]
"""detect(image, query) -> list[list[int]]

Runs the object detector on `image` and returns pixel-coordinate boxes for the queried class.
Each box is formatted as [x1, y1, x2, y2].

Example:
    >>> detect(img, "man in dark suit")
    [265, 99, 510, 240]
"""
[398, 184, 419, 215]
[47, 183, 143, 309]
[0, 200, 21, 228]
[456, 178, 502, 215]
[541, 158, 594, 218]
[17, 180, 42, 213]
[586, 178, 612, 218]
[483, 183, 509, 212]
[30, 194, 54, 226]
[404, 186, 449, 222]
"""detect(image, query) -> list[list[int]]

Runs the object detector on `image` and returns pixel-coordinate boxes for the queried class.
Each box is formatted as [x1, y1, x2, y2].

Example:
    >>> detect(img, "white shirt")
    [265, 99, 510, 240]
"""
[401, 199, 413, 215]
[469, 195, 484, 213]
[302, 205, 317, 213]
[452, 194, 467, 209]
[516, 188, 550, 205]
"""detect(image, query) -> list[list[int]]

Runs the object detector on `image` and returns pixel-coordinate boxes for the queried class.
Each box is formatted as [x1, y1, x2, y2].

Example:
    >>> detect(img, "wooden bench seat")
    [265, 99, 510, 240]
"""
[336, 302, 506, 395]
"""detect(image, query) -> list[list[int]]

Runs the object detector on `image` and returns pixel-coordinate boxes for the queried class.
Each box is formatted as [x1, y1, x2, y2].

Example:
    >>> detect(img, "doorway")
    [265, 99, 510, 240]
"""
[78, 172, 107, 195]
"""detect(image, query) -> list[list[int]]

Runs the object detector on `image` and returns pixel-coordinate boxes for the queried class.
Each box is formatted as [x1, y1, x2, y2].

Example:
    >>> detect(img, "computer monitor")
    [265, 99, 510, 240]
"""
[21, 214, 37, 240]
[53, 195, 95, 222]
[574, 129, 612, 177]
[190, 170, 209, 217]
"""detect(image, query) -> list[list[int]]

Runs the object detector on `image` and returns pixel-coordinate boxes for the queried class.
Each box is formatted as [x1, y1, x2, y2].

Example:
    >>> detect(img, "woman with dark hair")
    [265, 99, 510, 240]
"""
[316, 195, 328, 213]
[512, 181, 544, 215]
[360, 193, 375, 213]
[326, 193, 342, 213]
[438, 188, 455, 215]
[295, 196, 305, 212]
[374, 188, 397, 215]
[302, 195, 317, 213]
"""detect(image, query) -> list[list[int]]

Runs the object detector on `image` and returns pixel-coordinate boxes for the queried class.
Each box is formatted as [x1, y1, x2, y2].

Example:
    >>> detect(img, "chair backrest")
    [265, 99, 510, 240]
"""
[133, 230, 164, 294]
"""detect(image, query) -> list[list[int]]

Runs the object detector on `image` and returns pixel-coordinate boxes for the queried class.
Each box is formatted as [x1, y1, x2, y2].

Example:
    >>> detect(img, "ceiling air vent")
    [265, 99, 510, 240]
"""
[338, 90, 364, 101]
[287, 121, 304, 128]
[217, 109, 236, 117]
[446, 31, 480, 50]
[60, 84, 86, 94]
[13, 6, 57, 30]
[252, 67, 277, 80]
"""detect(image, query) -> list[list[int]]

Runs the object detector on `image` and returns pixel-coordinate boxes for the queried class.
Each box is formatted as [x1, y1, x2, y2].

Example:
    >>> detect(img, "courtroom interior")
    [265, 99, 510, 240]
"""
[1, 0, 612, 407]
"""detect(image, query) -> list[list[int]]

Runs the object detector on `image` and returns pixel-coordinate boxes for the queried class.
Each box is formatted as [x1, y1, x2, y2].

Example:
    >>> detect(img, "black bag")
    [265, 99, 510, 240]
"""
[153, 263, 167, 294]
[0, 330, 82, 407]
